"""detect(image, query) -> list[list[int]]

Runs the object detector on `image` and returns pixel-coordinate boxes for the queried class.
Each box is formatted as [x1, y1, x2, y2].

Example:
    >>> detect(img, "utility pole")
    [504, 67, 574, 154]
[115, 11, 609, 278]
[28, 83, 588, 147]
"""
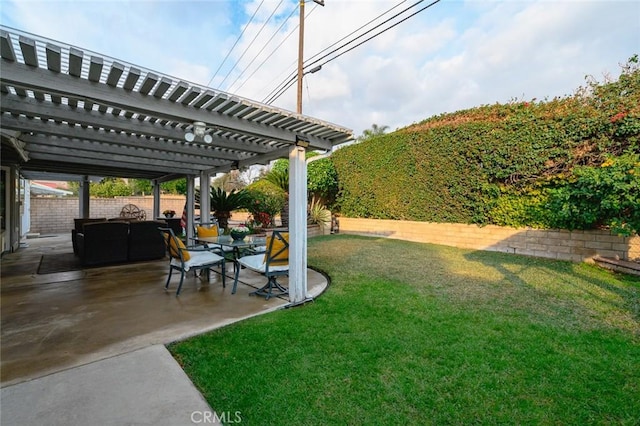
[297, 0, 324, 114]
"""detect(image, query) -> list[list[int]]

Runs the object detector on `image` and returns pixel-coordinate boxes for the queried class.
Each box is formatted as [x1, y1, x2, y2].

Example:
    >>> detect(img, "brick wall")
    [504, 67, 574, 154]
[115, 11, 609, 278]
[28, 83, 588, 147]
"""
[30, 196, 186, 235]
[339, 218, 640, 263]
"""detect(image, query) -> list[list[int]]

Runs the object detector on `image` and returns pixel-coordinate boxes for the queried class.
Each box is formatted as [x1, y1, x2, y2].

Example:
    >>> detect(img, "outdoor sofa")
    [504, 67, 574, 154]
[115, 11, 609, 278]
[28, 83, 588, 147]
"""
[75, 219, 166, 266]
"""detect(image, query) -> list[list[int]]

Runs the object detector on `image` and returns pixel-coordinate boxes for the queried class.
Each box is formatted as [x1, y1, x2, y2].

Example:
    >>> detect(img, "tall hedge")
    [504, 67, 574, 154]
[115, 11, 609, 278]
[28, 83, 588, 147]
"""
[332, 56, 640, 234]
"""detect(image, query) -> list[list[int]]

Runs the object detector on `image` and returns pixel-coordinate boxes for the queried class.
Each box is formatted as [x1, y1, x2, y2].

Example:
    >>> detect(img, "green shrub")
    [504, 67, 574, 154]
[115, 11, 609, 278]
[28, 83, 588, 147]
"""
[245, 180, 286, 225]
[332, 56, 640, 234]
[545, 152, 640, 235]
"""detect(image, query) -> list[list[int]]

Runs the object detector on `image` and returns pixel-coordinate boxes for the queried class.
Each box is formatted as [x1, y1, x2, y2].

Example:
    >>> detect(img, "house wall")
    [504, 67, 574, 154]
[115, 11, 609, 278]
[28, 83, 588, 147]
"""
[338, 217, 640, 263]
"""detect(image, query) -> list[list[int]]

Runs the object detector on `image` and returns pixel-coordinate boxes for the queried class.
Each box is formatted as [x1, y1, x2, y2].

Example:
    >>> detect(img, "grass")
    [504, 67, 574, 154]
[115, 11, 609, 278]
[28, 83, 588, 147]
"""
[169, 235, 640, 425]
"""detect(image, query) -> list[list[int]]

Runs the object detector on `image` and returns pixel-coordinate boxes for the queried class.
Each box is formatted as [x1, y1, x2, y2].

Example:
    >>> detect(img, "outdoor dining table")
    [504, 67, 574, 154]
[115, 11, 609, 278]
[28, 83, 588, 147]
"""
[193, 235, 267, 261]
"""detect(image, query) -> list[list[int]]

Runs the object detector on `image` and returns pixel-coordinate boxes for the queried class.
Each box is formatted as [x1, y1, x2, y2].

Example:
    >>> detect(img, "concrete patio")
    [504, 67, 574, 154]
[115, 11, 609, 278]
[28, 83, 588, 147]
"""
[0, 233, 327, 424]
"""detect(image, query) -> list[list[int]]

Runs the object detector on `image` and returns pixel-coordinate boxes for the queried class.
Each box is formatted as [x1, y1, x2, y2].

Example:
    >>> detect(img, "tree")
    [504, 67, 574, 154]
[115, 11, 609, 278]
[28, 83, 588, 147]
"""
[196, 187, 250, 230]
[212, 170, 248, 192]
[264, 166, 289, 226]
[357, 123, 389, 142]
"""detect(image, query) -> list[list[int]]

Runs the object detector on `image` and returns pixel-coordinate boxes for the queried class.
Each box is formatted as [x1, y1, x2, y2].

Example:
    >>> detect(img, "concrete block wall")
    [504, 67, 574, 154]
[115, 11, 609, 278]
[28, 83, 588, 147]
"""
[339, 218, 640, 263]
[30, 196, 186, 235]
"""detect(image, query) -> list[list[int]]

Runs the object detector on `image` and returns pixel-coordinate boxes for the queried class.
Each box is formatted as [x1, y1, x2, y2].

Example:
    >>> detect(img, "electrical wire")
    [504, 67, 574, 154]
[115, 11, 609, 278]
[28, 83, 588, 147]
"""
[264, 74, 298, 105]
[207, 0, 264, 87]
[259, 4, 328, 103]
[263, 0, 419, 105]
[226, 3, 299, 93]
[304, 0, 409, 68]
[311, 0, 442, 72]
[234, 3, 320, 96]
[218, 0, 286, 90]
[267, 0, 442, 105]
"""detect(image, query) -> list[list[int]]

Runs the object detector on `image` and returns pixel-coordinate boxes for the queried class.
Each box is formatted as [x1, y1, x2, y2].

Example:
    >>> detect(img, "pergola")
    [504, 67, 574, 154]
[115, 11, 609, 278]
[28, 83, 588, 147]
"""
[0, 26, 353, 303]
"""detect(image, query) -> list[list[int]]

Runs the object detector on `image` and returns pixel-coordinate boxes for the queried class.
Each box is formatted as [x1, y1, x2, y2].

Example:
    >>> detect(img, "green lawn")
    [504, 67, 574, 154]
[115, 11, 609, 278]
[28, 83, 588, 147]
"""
[169, 235, 640, 425]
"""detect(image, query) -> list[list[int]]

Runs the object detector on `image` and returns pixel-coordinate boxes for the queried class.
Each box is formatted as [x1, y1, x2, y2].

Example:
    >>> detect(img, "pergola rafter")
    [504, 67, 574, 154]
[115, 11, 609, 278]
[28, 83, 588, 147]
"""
[0, 26, 352, 181]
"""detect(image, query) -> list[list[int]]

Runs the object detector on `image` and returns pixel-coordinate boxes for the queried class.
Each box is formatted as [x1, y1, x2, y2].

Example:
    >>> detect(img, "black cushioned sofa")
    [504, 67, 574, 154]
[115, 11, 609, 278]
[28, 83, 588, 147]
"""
[75, 219, 166, 266]
[128, 220, 167, 262]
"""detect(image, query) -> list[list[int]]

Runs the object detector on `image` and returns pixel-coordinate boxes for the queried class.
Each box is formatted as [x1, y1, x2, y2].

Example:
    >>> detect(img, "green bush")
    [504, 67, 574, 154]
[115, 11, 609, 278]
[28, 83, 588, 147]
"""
[269, 155, 339, 205]
[244, 180, 286, 225]
[332, 56, 640, 234]
[545, 152, 640, 236]
[90, 178, 131, 197]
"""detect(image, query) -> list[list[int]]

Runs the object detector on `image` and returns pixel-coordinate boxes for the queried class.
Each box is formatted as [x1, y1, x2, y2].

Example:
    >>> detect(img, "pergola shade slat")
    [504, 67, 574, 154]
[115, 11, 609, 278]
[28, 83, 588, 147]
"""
[19, 36, 38, 67]
[0, 25, 352, 182]
[45, 44, 61, 72]
[0, 31, 16, 61]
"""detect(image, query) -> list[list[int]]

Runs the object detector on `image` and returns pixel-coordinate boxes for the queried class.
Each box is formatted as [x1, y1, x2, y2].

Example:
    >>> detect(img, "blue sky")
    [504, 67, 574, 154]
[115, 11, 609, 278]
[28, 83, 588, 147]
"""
[2, 0, 639, 137]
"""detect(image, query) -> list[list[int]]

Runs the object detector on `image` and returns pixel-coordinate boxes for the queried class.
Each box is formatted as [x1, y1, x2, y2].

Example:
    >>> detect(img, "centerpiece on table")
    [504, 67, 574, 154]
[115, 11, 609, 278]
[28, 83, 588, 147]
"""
[230, 224, 250, 241]
[163, 209, 176, 218]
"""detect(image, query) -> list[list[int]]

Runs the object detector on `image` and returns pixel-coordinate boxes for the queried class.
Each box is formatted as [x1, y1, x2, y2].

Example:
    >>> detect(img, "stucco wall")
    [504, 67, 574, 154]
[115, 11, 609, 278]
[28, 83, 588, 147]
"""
[338, 217, 640, 263]
[30, 196, 186, 235]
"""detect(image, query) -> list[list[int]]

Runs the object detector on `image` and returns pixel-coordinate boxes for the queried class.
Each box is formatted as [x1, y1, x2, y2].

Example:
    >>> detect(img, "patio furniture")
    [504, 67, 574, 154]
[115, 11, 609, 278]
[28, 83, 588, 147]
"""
[77, 221, 130, 266]
[194, 222, 235, 256]
[72, 217, 107, 255]
[232, 230, 289, 299]
[128, 220, 166, 261]
[75, 220, 166, 265]
[158, 217, 183, 236]
[159, 227, 226, 296]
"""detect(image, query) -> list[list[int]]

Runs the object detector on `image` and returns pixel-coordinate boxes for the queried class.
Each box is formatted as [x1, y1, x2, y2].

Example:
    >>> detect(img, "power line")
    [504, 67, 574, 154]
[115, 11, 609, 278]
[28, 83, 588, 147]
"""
[207, 0, 264, 87]
[264, 0, 420, 105]
[226, 3, 299, 93]
[267, 0, 442, 105]
[263, 0, 414, 104]
[305, 0, 409, 68]
[311, 0, 442, 72]
[218, 0, 286, 90]
[264, 73, 298, 105]
[234, 3, 321, 97]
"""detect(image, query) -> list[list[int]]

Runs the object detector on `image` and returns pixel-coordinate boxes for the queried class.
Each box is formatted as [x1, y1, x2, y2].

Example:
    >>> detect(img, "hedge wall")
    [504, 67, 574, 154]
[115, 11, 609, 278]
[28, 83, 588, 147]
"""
[332, 56, 640, 234]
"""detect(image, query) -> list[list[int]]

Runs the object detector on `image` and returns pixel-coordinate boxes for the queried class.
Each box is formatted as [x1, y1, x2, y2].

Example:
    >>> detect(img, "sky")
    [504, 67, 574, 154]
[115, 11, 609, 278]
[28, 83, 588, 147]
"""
[1, 0, 639, 138]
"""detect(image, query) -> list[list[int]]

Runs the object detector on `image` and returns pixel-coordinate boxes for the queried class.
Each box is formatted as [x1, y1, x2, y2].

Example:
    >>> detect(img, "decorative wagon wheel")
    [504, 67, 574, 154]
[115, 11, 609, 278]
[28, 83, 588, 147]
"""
[120, 203, 142, 219]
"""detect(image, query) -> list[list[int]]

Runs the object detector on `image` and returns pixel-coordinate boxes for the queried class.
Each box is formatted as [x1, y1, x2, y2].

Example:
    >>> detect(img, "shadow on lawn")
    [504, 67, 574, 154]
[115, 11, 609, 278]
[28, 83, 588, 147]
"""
[463, 248, 640, 333]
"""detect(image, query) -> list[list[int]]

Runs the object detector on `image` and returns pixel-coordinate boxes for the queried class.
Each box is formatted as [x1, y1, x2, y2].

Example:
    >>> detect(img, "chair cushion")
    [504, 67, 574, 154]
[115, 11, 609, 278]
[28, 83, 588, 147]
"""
[164, 234, 191, 261]
[170, 250, 223, 271]
[197, 225, 219, 237]
[263, 232, 289, 266]
[239, 254, 289, 273]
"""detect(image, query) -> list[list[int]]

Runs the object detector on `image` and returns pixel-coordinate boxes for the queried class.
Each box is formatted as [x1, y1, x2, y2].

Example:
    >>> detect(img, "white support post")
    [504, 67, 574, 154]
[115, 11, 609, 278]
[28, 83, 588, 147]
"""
[288, 144, 308, 304]
[199, 171, 210, 224]
[79, 175, 90, 218]
[186, 176, 195, 241]
[152, 180, 160, 219]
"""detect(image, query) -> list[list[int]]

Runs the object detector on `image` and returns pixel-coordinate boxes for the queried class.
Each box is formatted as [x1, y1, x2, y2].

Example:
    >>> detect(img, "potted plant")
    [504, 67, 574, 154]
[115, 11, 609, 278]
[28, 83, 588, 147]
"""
[162, 209, 176, 218]
[230, 224, 250, 241]
[196, 187, 250, 230]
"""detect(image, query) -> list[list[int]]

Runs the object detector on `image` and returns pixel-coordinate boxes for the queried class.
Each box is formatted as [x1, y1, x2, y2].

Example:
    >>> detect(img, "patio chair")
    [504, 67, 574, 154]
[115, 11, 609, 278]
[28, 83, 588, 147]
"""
[159, 227, 226, 296]
[194, 221, 235, 255]
[232, 230, 289, 299]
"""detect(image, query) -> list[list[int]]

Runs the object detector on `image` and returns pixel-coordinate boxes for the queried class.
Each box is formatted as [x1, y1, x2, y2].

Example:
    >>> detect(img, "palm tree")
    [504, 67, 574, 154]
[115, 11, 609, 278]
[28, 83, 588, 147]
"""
[357, 123, 389, 142]
[264, 168, 289, 227]
[196, 187, 249, 230]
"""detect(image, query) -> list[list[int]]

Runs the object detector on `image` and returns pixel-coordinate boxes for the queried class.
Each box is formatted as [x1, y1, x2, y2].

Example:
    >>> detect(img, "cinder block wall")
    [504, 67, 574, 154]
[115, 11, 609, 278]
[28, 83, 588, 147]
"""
[339, 218, 640, 263]
[30, 196, 186, 235]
